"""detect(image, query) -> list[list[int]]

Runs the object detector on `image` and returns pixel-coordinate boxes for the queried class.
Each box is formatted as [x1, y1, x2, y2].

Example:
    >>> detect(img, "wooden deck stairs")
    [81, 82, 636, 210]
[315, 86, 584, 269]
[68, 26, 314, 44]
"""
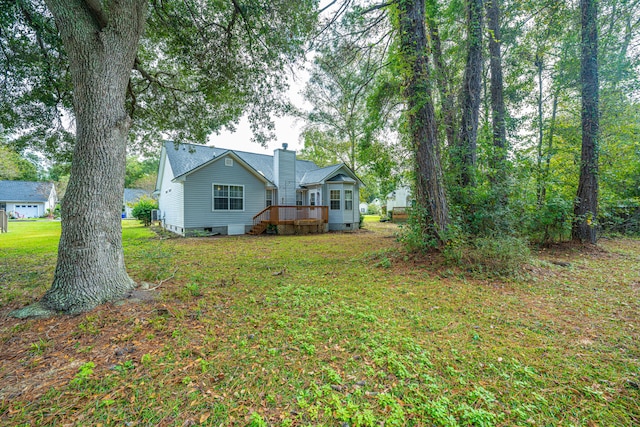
[248, 221, 269, 235]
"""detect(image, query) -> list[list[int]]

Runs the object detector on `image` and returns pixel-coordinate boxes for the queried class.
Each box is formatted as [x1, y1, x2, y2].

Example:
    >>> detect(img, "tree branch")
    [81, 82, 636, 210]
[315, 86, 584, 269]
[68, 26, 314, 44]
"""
[82, 0, 109, 29]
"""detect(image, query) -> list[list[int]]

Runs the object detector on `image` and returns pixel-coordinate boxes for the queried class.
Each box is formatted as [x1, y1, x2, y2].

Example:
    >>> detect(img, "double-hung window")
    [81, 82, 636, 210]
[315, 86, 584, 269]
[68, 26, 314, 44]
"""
[213, 184, 244, 211]
[330, 190, 341, 210]
[344, 190, 353, 211]
[266, 189, 273, 207]
[310, 192, 316, 206]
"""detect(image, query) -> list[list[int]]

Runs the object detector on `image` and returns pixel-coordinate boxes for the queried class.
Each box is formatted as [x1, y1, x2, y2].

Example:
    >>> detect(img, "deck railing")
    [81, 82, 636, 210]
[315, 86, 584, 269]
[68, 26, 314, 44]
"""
[252, 205, 328, 227]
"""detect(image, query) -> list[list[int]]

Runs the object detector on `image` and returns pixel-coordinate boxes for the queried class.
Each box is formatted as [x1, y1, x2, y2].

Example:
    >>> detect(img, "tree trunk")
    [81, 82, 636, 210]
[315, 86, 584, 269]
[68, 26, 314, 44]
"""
[397, 0, 449, 240]
[456, 0, 483, 190]
[535, 55, 545, 206]
[12, 0, 147, 317]
[573, 0, 599, 244]
[425, 0, 456, 149]
[540, 90, 558, 205]
[485, 0, 507, 192]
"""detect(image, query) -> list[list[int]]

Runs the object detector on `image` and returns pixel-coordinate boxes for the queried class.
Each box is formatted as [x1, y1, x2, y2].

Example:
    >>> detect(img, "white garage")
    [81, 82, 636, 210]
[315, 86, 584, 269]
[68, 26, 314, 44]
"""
[0, 181, 57, 219]
[12, 204, 41, 218]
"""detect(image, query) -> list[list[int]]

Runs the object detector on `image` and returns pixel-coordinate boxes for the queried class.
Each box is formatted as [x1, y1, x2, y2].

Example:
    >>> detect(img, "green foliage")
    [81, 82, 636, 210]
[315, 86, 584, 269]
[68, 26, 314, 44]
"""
[125, 157, 158, 189]
[396, 205, 441, 252]
[247, 412, 268, 427]
[70, 362, 95, 387]
[526, 195, 573, 244]
[1, 221, 639, 425]
[131, 197, 158, 227]
[444, 235, 531, 277]
[0, 144, 40, 181]
[2, 1, 318, 153]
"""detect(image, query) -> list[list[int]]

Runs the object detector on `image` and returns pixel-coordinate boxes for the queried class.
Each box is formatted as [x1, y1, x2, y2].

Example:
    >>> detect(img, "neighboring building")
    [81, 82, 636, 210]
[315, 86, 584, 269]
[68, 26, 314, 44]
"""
[0, 181, 57, 218]
[386, 186, 412, 212]
[155, 141, 363, 236]
[123, 188, 151, 218]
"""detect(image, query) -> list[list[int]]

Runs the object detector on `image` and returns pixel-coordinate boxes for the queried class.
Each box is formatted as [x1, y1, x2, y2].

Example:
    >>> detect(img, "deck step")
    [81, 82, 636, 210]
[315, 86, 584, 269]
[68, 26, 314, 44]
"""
[248, 221, 268, 235]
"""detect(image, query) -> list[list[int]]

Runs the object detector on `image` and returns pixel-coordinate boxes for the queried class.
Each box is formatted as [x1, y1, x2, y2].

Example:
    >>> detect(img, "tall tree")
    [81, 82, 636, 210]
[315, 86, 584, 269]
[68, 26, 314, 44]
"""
[395, 0, 449, 240]
[425, 0, 457, 149]
[485, 0, 507, 197]
[4, 0, 317, 317]
[573, 0, 599, 243]
[455, 0, 483, 190]
[30, 0, 147, 316]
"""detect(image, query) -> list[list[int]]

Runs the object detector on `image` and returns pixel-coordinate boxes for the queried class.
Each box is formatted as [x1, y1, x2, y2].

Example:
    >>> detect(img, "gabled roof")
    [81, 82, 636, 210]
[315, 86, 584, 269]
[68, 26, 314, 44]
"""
[124, 188, 149, 203]
[163, 141, 319, 184]
[0, 181, 55, 202]
[161, 141, 362, 188]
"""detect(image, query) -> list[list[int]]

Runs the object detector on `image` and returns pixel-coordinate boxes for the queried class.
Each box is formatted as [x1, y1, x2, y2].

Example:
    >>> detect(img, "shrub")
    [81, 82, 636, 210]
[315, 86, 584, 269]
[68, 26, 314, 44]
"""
[444, 235, 531, 277]
[526, 195, 573, 244]
[131, 196, 158, 226]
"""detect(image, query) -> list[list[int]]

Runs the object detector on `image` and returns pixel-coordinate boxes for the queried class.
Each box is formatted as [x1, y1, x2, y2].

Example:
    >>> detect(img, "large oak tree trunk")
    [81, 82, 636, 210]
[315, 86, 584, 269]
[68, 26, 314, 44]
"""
[397, 0, 449, 240]
[456, 0, 483, 190]
[12, 0, 147, 317]
[573, 0, 599, 244]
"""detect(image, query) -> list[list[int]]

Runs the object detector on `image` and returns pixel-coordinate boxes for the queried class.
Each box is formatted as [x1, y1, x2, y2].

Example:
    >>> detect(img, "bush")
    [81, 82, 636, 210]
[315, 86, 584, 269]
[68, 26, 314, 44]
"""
[526, 195, 573, 244]
[131, 196, 158, 226]
[396, 204, 441, 252]
[444, 235, 531, 277]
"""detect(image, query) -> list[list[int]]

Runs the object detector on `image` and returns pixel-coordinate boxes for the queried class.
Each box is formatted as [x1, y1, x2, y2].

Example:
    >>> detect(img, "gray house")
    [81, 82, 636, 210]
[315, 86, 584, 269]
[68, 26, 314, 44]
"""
[155, 141, 362, 236]
[0, 181, 57, 218]
[123, 188, 151, 218]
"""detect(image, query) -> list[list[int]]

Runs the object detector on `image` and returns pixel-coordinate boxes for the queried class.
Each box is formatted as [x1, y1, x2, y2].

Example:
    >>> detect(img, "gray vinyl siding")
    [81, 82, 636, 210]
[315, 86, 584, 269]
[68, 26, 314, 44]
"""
[158, 159, 185, 230]
[274, 149, 296, 205]
[183, 155, 266, 231]
[325, 166, 360, 231]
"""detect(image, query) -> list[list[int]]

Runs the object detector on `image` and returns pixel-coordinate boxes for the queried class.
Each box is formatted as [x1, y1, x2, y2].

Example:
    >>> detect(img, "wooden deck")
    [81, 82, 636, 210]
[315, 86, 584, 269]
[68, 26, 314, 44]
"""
[249, 206, 329, 235]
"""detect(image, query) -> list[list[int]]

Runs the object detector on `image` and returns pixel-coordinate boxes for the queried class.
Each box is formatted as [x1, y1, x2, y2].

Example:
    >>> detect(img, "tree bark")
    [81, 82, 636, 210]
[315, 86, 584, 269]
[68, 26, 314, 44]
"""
[573, 0, 599, 244]
[425, 1, 456, 149]
[456, 0, 483, 190]
[397, 0, 449, 240]
[12, 0, 147, 316]
[485, 0, 507, 191]
[535, 55, 545, 206]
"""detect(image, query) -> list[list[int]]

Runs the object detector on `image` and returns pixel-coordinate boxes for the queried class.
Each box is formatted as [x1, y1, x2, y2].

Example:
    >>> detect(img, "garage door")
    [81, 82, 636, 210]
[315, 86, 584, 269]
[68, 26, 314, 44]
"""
[14, 205, 40, 218]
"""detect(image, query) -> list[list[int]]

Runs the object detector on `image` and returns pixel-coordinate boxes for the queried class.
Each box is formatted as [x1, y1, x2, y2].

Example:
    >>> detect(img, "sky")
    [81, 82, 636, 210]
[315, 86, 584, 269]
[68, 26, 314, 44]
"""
[209, 0, 339, 156]
[210, 66, 311, 155]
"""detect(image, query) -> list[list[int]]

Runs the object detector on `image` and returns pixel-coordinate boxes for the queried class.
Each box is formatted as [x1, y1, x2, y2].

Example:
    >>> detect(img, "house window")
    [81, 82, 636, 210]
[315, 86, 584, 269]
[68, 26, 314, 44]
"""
[213, 184, 244, 211]
[225, 158, 233, 167]
[330, 190, 341, 210]
[344, 190, 353, 211]
[266, 189, 273, 207]
[310, 192, 316, 206]
[296, 192, 303, 206]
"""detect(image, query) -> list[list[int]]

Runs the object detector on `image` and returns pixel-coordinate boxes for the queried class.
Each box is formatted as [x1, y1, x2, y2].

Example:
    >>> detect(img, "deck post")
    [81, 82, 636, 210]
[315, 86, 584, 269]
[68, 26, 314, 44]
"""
[0, 210, 6, 233]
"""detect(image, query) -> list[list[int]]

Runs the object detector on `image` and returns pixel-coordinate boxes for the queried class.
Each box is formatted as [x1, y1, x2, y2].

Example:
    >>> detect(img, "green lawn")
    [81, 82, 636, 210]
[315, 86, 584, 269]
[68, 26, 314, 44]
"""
[0, 220, 639, 426]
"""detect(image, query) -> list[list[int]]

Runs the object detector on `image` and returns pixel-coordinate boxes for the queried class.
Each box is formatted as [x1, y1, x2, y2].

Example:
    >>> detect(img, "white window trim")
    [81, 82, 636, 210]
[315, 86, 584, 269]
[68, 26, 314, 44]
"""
[344, 189, 353, 211]
[266, 189, 273, 207]
[212, 183, 245, 212]
[330, 189, 341, 210]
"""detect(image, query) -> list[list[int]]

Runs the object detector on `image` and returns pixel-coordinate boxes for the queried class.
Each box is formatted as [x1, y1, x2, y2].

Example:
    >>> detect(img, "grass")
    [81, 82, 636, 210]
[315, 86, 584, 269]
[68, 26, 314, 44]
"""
[0, 220, 639, 426]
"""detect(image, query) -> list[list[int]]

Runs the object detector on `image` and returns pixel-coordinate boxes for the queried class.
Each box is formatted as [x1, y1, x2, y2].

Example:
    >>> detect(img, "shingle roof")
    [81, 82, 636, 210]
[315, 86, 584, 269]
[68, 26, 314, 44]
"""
[124, 188, 150, 203]
[0, 181, 54, 202]
[163, 141, 336, 187]
[299, 164, 342, 185]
